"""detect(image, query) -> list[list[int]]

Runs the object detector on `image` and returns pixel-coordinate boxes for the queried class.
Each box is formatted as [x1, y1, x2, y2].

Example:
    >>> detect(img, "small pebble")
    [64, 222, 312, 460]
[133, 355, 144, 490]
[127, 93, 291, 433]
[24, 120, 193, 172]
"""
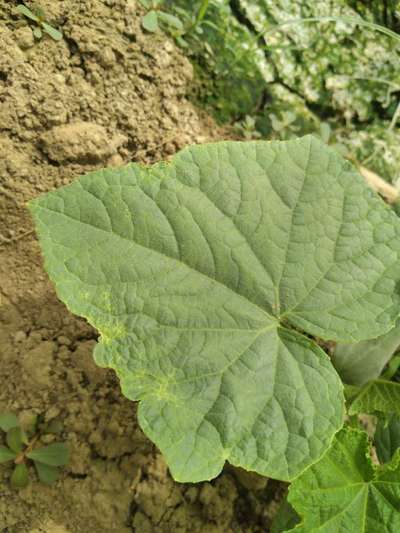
[14, 330, 27, 343]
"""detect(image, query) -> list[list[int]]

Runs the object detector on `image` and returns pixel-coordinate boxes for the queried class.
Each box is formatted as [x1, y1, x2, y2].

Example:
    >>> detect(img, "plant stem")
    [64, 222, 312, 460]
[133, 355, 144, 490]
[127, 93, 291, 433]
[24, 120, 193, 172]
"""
[14, 435, 39, 465]
[192, 0, 209, 31]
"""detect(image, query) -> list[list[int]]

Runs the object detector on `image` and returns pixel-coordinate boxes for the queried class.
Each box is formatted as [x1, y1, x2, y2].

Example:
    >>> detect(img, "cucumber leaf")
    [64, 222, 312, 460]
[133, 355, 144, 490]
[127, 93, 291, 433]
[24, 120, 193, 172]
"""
[333, 319, 400, 385]
[288, 428, 400, 532]
[29, 136, 400, 482]
[348, 379, 400, 416]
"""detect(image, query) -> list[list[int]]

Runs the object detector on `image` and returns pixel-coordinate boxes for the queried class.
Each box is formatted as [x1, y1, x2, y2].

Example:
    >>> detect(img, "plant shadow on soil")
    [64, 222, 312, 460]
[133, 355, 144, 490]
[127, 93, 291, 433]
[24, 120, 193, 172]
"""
[0, 0, 284, 531]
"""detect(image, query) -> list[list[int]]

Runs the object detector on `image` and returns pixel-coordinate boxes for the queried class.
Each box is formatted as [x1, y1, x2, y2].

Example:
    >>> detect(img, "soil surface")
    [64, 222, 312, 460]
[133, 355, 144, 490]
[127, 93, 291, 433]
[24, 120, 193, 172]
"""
[0, 1, 284, 531]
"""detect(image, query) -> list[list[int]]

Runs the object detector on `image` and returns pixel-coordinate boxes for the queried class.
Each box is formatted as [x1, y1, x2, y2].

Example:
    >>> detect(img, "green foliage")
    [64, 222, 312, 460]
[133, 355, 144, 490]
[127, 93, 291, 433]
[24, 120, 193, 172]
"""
[288, 428, 400, 532]
[0, 412, 19, 432]
[27, 443, 69, 467]
[16, 4, 63, 41]
[375, 414, 400, 463]
[29, 135, 400, 483]
[6, 427, 26, 454]
[233, 115, 262, 140]
[0, 446, 17, 464]
[0, 412, 69, 489]
[34, 461, 60, 485]
[11, 464, 29, 489]
[333, 319, 400, 385]
[167, 0, 268, 121]
[139, 1, 184, 35]
[168, 1, 400, 185]
[348, 379, 400, 416]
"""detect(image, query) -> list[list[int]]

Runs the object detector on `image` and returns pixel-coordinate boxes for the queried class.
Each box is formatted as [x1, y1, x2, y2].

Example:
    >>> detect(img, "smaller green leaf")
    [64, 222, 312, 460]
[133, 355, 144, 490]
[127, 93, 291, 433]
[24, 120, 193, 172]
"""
[0, 412, 19, 432]
[6, 427, 24, 454]
[0, 445, 17, 464]
[33, 26, 43, 39]
[348, 379, 400, 416]
[11, 464, 29, 489]
[42, 22, 63, 41]
[141, 11, 159, 32]
[157, 11, 184, 31]
[333, 319, 400, 385]
[375, 414, 400, 463]
[27, 442, 69, 466]
[15, 4, 39, 22]
[34, 461, 59, 485]
[176, 36, 188, 48]
[138, 0, 151, 7]
[319, 122, 331, 144]
[34, 6, 46, 19]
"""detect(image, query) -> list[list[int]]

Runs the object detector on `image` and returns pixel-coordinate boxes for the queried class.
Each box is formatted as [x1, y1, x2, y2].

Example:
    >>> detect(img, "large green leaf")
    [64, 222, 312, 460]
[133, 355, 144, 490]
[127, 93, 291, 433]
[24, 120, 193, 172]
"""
[29, 136, 400, 482]
[348, 379, 400, 416]
[288, 428, 400, 532]
[333, 319, 400, 385]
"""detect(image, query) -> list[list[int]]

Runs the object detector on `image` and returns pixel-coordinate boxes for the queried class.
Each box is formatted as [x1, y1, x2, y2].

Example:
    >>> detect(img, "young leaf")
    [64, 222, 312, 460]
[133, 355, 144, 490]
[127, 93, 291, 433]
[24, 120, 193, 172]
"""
[34, 461, 59, 485]
[375, 414, 400, 463]
[157, 11, 184, 31]
[348, 379, 400, 416]
[11, 463, 29, 489]
[33, 26, 43, 39]
[28, 136, 400, 482]
[0, 412, 19, 432]
[27, 442, 69, 466]
[287, 428, 400, 532]
[15, 4, 39, 22]
[42, 22, 63, 41]
[0, 445, 17, 463]
[333, 319, 400, 385]
[141, 10, 159, 32]
[138, 0, 152, 7]
[6, 427, 24, 454]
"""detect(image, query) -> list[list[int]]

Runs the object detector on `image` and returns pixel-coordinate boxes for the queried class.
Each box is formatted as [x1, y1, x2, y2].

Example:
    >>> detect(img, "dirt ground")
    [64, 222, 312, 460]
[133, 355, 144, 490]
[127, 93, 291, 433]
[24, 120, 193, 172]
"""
[0, 1, 284, 531]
